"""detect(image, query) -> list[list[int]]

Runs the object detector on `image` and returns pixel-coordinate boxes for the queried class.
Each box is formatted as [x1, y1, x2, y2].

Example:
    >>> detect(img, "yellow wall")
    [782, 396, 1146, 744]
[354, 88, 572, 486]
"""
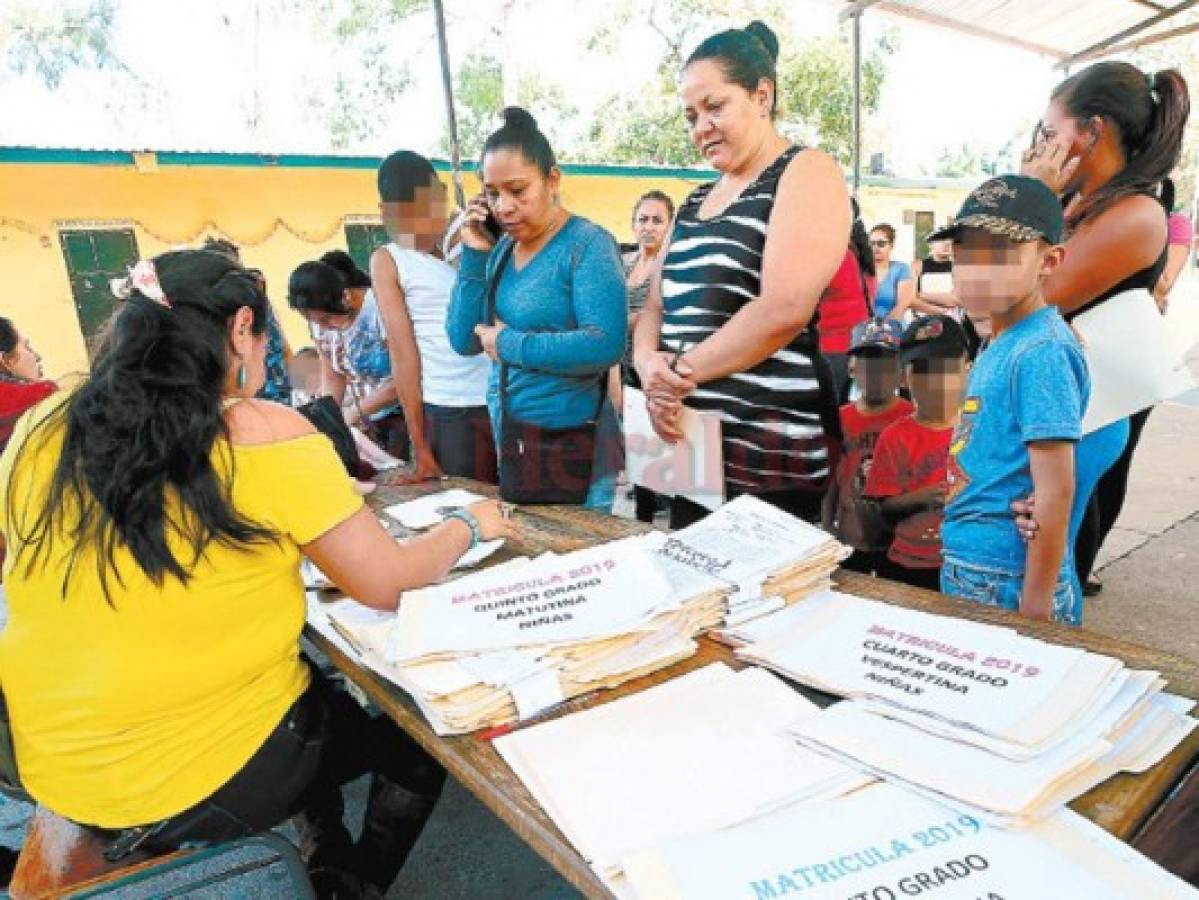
[0, 157, 970, 380]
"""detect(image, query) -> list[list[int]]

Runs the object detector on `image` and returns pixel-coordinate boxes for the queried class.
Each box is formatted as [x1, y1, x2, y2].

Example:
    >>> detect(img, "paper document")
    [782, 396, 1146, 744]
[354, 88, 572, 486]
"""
[623, 387, 724, 512]
[383, 489, 487, 529]
[388, 542, 674, 663]
[1074, 288, 1195, 433]
[619, 781, 1198, 900]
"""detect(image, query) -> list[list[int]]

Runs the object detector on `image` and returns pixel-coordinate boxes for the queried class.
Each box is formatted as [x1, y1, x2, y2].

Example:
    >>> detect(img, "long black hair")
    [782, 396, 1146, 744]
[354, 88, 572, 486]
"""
[10, 249, 276, 601]
[849, 198, 876, 279]
[0, 317, 17, 357]
[287, 260, 352, 316]
[1052, 61, 1190, 231]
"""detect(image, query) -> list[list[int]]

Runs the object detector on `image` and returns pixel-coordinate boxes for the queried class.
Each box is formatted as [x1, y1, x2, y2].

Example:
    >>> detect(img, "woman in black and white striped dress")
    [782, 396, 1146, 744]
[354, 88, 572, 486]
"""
[633, 20, 850, 528]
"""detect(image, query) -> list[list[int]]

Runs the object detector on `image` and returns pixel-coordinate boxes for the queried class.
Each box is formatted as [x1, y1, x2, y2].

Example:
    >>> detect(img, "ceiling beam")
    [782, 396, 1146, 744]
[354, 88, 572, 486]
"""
[1058, 0, 1199, 68]
[1085, 19, 1199, 59]
[838, 0, 885, 23]
[868, 2, 1070, 58]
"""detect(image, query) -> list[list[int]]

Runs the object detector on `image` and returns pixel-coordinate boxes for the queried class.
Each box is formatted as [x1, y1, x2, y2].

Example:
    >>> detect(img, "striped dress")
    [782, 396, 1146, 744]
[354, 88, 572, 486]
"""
[660, 146, 841, 498]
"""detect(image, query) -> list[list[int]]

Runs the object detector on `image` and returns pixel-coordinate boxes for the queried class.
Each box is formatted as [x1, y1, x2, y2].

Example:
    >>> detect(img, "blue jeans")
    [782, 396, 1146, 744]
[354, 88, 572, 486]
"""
[941, 557, 1082, 627]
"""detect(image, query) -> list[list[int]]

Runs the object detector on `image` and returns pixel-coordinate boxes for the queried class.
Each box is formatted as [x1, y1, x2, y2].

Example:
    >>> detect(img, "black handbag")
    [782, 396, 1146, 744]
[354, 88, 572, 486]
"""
[487, 242, 604, 504]
[296, 395, 361, 477]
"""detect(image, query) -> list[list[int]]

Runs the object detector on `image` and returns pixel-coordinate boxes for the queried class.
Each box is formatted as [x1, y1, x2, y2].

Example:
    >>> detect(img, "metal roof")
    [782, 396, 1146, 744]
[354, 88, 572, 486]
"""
[833, 0, 1199, 67]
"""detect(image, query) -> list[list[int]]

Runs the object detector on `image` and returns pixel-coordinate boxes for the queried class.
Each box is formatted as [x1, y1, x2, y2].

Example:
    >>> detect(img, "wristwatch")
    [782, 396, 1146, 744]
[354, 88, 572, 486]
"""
[443, 508, 482, 550]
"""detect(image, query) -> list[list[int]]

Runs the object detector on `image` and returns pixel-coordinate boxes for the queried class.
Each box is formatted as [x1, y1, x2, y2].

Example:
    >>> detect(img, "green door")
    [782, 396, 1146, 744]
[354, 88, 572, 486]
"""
[59, 229, 140, 353]
[344, 223, 390, 273]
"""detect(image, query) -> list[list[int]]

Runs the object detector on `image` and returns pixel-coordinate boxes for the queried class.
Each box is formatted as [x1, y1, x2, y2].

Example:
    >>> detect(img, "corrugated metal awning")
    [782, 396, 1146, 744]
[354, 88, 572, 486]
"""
[829, 0, 1199, 67]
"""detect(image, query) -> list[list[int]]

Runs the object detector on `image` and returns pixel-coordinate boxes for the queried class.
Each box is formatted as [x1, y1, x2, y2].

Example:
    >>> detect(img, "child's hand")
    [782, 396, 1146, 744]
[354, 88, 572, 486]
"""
[1011, 493, 1039, 542]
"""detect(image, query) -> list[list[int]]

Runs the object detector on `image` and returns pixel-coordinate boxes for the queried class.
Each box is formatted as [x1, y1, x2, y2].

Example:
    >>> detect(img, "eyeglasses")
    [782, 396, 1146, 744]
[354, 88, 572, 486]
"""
[870, 239, 891, 248]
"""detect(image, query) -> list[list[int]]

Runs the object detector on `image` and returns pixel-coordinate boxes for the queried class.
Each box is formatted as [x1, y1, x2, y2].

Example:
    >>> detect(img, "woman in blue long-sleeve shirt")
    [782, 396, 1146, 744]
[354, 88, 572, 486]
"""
[447, 106, 627, 510]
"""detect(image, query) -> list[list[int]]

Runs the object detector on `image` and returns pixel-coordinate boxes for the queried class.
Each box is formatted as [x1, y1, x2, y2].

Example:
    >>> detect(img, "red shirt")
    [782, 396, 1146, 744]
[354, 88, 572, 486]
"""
[863, 415, 953, 569]
[835, 398, 915, 495]
[0, 379, 56, 455]
[817, 251, 872, 355]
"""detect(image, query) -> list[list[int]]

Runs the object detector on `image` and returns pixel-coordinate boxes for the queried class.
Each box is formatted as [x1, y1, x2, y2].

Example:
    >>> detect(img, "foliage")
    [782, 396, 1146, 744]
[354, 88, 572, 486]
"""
[584, 2, 895, 166]
[0, 0, 130, 89]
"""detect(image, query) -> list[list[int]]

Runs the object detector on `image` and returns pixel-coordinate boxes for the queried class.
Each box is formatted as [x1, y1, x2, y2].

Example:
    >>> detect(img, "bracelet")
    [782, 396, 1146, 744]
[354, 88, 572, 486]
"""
[443, 509, 482, 550]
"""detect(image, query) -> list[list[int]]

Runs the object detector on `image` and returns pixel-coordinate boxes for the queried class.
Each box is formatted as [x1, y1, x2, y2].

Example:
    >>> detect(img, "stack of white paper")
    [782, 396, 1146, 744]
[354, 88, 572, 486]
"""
[313, 534, 732, 734]
[735, 592, 1197, 824]
[619, 781, 1199, 900]
[494, 663, 872, 889]
[663, 494, 849, 626]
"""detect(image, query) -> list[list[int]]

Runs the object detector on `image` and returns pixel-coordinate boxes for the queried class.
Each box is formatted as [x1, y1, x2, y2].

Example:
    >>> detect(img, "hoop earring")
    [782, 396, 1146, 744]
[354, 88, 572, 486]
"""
[236, 363, 247, 391]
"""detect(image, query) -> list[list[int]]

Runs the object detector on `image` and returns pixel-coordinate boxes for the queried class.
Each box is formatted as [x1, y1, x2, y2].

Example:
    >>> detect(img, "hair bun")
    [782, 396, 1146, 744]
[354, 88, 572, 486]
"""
[744, 20, 779, 63]
[501, 106, 539, 132]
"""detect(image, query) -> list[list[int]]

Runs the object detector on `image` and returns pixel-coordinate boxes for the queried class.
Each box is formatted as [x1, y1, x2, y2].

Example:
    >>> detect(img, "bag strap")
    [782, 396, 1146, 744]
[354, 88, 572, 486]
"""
[485, 241, 518, 417]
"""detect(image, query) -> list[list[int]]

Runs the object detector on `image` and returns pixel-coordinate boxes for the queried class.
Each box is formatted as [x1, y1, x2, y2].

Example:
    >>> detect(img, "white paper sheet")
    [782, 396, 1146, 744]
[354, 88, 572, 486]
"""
[382, 489, 487, 529]
[387, 542, 674, 663]
[623, 387, 725, 512]
[620, 782, 1197, 900]
[1074, 288, 1196, 433]
[495, 663, 870, 875]
[742, 593, 1116, 747]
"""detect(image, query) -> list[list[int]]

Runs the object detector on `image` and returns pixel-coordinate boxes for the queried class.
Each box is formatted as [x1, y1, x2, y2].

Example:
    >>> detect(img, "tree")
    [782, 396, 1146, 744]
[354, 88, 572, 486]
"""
[287, 0, 422, 150]
[583, 2, 895, 166]
[0, 0, 127, 88]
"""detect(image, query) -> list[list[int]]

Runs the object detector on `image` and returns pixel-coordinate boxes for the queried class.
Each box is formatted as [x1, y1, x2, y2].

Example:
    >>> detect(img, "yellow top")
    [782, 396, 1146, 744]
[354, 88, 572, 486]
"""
[0, 398, 362, 827]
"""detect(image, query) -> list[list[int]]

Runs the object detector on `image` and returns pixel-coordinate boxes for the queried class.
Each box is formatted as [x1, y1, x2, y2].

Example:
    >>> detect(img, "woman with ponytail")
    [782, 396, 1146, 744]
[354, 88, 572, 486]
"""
[0, 249, 517, 895]
[632, 20, 850, 527]
[448, 106, 627, 510]
[1017, 61, 1190, 597]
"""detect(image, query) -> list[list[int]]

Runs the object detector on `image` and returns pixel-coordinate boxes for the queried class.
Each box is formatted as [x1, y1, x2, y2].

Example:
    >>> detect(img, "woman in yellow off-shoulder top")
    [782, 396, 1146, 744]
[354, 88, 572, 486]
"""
[0, 249, 518, 897]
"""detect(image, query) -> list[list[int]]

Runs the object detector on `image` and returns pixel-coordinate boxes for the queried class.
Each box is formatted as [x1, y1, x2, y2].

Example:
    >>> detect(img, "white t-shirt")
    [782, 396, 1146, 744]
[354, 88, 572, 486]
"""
[384, 243, 490, 407]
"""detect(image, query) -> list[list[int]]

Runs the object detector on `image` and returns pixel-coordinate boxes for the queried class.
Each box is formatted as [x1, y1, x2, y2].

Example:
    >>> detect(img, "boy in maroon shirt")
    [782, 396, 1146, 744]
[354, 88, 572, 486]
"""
[823, 318, 912, 573]
[864, 314, 968, 591]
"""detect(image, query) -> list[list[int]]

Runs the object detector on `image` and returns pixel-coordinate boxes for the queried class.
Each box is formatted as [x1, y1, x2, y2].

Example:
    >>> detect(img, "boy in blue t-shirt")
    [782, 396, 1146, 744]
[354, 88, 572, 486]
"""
[938, 175, 1090, 625]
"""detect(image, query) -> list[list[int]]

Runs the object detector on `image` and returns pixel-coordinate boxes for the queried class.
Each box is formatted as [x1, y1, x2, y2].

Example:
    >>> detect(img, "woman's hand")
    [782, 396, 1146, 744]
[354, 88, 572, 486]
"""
[636, 351, 696, 405]
[474, 322, 506, 361]
[1020, 139, 1081, 196]
[461, 194, 498, 252]
[1011, 493, 1039, 542]
[465, 499, 523, 542]
[648, 399, 686, 443]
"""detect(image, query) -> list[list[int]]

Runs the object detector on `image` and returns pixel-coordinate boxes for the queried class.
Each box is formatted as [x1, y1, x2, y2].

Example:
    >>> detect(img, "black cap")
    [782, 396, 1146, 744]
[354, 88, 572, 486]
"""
[849, 317, 904, 355]
[900, 314, 969, 364]
[929, 174, 1063, 245]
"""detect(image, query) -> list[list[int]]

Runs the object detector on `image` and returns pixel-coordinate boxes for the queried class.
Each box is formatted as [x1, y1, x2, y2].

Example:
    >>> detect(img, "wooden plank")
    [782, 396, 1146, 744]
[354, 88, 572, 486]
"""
[1134, 761, 1199, 884]
[309, 478, 1199, 898]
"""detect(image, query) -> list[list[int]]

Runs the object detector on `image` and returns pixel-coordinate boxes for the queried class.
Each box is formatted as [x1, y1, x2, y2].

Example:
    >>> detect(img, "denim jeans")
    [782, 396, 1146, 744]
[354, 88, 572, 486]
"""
[941, 557, 1082, 626]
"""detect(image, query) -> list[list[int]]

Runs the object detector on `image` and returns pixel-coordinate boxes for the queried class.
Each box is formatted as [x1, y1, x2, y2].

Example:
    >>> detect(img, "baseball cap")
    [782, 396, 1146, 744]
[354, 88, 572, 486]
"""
[928, 174, 1063, 245]
[849, 317, 904, 355]
[900, 314, 969, 364]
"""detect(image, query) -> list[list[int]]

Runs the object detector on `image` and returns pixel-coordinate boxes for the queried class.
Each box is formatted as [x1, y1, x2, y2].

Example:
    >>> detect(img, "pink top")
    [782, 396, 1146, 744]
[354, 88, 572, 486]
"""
[1168, 213, 1194, 248]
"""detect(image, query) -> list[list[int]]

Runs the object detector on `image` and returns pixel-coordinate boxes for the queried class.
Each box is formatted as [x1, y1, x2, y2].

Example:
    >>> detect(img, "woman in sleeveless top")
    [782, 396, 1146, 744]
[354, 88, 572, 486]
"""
[621, 190, 675, 523]
[373, 151, 495, 484]
[1016, 61, 1189, 596]
[632, 21, 849, 528]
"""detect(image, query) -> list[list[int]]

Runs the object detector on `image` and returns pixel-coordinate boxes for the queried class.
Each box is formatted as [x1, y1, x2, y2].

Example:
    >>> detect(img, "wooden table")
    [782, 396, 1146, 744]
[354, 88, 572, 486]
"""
[305, 478, 1199, 899]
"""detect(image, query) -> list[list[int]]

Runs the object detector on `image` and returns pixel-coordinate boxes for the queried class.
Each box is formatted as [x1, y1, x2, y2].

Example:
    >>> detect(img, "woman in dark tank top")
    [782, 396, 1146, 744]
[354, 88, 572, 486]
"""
[632, 21, 850, 529]
[1018, 60, 1189, 596]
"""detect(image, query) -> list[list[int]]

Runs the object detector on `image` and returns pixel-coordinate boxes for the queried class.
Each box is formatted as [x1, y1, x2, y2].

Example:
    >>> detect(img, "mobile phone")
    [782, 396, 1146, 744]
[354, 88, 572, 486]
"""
[482, 208, 503, 241]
